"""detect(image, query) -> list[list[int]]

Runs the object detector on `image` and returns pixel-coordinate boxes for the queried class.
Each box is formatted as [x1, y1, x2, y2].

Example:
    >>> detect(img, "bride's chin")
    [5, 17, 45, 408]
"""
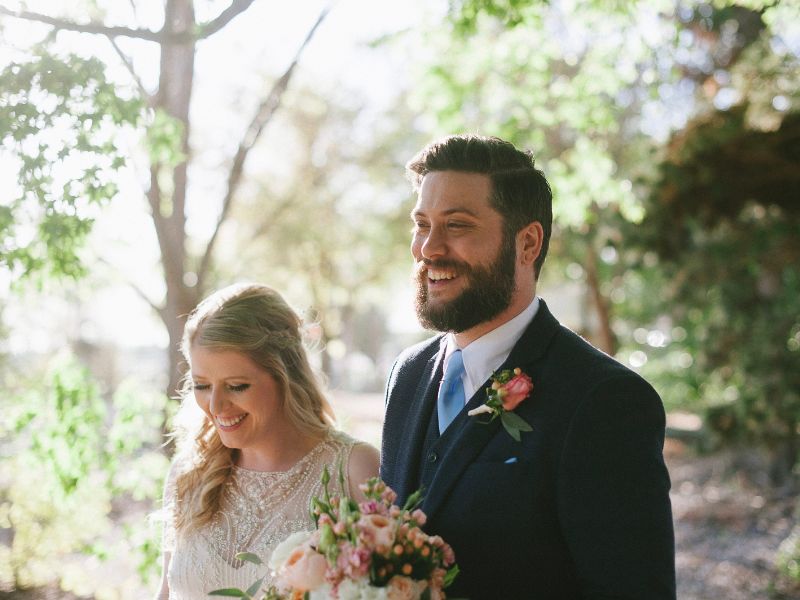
[218, 437, 242, 450]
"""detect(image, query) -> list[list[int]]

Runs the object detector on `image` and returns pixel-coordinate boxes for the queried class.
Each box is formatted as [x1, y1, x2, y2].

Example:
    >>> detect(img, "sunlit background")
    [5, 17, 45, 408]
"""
[1, 0, 799, 598]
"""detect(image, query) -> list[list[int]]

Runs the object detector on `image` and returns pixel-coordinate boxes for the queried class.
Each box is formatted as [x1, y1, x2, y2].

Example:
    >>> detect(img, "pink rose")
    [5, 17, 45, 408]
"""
[335, 541, 371, 580]
[280, 545, 327, 591]
[387, 575, 426, 600]
[500, 371, 533, 411]
[357, 513, 396, 554]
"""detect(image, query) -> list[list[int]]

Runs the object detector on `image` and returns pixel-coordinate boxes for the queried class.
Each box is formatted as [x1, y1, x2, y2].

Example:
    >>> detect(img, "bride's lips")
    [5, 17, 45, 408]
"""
[216, 413, 248, 431]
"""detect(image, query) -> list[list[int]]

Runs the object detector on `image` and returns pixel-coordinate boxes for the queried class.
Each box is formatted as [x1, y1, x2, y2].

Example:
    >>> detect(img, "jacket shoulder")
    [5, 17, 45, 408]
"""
[387, 334, 442, 384]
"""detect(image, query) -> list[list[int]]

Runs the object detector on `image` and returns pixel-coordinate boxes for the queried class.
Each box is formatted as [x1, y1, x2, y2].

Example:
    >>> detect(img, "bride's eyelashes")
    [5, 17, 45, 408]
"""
[191, 382, 251, 392]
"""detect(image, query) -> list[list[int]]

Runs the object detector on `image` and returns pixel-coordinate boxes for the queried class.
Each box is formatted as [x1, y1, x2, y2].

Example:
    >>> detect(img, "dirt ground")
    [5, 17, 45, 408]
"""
[666, 437, 800, 600]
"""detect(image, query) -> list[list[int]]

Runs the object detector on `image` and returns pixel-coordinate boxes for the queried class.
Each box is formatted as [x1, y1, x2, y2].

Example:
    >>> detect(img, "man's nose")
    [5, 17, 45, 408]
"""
[417, 226, 446, 260]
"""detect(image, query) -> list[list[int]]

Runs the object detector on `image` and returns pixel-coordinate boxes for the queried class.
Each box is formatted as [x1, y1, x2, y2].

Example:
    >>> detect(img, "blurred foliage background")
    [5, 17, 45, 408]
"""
[0, 0, 798, 597]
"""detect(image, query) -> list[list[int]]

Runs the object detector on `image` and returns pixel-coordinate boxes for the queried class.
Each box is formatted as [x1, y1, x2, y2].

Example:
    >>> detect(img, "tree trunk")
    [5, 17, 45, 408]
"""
[584, 241, 617, 356]
[153, 0, 200, 402]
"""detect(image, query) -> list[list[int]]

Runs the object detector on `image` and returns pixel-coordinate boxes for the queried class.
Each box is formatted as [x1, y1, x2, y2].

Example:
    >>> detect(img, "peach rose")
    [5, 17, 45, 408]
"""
[280, 545, 328, 592]
[387, 575, 426, 600]
[500, 371, 533, 411]
[358, 513, 396, 554]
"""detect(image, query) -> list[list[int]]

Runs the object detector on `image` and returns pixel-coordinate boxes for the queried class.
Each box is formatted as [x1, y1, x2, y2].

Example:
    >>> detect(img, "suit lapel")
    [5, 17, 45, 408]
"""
[420, 300, 561, 520]
[393, 336, 447, 503]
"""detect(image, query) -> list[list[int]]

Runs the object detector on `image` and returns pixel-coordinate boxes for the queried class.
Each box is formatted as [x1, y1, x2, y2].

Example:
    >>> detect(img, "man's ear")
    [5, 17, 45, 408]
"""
[518, 221, 544, 266]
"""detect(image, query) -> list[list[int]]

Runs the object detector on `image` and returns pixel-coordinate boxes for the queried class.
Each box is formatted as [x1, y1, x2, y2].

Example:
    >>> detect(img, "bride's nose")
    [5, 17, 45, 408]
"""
[209, 387, 230, 415]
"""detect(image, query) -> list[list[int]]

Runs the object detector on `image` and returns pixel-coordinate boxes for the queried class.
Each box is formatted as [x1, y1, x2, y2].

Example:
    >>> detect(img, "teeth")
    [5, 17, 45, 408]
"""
[428, 269, 456, 281]
[217, 414, 246, 427]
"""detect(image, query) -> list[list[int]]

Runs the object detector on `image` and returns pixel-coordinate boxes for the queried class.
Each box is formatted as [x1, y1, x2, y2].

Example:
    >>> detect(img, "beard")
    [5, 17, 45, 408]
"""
[414, 233, 517, 333]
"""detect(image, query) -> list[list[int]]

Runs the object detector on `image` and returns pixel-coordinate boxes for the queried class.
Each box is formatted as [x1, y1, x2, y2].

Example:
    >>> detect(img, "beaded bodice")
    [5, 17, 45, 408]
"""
[163, 430, 357, 599]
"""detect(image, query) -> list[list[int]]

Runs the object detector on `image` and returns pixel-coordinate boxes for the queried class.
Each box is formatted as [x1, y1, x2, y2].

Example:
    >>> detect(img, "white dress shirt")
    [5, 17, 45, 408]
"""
[441, 297, 540, 403]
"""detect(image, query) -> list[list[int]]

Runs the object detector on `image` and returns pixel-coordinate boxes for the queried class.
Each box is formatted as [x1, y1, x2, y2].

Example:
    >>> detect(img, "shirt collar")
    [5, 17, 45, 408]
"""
[443, 296, 539, 399]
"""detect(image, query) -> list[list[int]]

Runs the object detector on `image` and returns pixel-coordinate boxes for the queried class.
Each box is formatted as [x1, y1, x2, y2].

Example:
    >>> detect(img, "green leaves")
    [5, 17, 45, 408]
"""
[500, 411, 533, 442]
[209, 564, 265, 598]
[209, 588, 252, 598]
[236, 552, 264, 566]
[0, 45, 143, 281]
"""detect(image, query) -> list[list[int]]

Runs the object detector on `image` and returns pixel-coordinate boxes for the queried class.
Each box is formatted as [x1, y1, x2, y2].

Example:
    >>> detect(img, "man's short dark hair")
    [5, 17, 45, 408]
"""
[406, 134, 553, 280]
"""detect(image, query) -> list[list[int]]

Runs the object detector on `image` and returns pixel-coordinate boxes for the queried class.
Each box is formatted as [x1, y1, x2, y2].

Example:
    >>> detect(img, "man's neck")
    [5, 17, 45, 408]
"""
[453, 290, 536, 348]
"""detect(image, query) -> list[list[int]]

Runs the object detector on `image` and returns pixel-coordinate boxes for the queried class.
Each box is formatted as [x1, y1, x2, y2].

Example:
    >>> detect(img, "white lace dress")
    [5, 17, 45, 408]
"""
[162, 430, 358, 599]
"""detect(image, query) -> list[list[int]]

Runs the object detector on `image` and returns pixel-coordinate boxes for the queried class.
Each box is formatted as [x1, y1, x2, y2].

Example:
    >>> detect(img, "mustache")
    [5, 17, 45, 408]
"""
[414, 259, 467, 276]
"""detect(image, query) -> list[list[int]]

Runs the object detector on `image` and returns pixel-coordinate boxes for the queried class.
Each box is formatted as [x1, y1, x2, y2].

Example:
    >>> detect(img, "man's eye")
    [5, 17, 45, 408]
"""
[413, 221, 430, 230]
[193, 383, 210, 391]
[229, 383, 250, 392]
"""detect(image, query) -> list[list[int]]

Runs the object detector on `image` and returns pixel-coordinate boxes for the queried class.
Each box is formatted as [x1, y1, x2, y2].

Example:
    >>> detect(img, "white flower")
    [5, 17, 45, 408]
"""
[336, 578, 389, 600]
[467, 404, 494, 417]
[268, 530, 313, 571]
[308, 583, 335, 599]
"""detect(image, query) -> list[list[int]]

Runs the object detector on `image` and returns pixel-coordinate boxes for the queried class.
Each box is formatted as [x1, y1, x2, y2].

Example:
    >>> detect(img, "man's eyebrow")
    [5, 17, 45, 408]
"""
[410, 207, 481, 219]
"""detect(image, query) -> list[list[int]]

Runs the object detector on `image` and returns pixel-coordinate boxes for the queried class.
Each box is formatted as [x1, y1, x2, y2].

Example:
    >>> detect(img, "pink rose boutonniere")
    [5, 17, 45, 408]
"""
[467, 367, 534, 441]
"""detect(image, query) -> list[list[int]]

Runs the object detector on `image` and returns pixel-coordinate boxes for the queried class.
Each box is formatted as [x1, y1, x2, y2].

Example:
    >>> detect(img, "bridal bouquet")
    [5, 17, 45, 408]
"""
[211, 468, 458, 600]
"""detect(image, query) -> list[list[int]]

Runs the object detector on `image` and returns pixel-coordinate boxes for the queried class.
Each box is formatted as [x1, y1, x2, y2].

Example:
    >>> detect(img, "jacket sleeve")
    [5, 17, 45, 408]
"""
[558, 374, 676, 599]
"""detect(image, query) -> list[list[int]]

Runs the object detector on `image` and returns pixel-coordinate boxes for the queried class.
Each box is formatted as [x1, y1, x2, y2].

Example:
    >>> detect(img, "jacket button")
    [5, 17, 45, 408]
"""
[428, 451, 438, 463]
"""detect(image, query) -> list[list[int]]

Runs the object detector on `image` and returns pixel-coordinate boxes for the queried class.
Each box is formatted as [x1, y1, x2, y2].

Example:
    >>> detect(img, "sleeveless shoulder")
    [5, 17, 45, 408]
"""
[303, 429, 360, 494]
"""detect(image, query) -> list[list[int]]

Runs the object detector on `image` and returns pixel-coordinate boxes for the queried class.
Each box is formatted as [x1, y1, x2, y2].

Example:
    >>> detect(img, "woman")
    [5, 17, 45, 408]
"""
[154, 283, 380, 599]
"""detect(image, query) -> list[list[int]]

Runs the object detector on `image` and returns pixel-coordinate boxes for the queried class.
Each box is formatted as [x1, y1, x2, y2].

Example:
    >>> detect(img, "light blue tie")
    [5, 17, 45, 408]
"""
[437, 349, 466, 433]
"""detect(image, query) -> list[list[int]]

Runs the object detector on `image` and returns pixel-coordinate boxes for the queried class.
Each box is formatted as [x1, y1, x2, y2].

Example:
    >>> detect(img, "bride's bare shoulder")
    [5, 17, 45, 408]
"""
[346, 441, 380, 500]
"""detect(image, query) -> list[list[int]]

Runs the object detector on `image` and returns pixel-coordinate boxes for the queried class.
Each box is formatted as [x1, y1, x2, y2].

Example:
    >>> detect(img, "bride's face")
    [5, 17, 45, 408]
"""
[190, 346, 287, 454]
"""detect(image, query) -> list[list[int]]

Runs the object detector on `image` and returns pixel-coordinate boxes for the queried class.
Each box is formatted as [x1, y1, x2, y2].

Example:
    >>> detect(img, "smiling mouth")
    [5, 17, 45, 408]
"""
[216, 414, 247, 429]
[426, 267, 458, 282]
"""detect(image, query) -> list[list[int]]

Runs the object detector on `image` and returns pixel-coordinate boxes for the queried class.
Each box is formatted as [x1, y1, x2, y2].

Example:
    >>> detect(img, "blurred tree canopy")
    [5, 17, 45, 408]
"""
[0, 0, 331, 399]
[428, 0, 800, 474]
[633, 106, 799, 482]
[221, 86, 423, 382]
[0, 50, 142, 280]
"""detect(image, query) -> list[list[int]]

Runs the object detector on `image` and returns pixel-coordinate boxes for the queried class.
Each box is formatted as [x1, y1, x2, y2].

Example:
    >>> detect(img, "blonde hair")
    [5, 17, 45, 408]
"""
[172, 283, 335, 531]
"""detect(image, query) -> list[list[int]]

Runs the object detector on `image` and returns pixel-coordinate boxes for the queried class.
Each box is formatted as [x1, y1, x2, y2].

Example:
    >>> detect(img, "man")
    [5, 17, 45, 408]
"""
[380, 134, 675, 599]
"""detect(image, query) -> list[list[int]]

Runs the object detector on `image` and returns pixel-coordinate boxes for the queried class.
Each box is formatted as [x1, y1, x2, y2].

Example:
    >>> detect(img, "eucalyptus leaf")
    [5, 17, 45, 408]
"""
[208, 588, 247, 597]
[444, 563, 460, 587]
[245, 576, 265, 598]
[235, 552, 263, 566]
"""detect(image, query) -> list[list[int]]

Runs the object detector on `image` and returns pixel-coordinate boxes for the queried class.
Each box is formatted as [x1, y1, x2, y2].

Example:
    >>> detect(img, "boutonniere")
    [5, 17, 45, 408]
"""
[467, 368, 534, 441]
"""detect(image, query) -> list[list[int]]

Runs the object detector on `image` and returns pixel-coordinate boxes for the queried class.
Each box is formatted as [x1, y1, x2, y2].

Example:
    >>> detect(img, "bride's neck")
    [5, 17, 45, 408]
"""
[235, 428, 326, 472]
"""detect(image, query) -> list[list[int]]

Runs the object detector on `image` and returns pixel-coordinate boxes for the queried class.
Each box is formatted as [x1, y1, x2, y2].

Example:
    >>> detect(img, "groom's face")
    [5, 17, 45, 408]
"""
[411, 170, 518, 333]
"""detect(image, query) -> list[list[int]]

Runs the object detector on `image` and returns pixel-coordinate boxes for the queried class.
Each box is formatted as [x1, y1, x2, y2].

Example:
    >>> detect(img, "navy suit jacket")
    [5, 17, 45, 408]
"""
[380, 300, 675, 599]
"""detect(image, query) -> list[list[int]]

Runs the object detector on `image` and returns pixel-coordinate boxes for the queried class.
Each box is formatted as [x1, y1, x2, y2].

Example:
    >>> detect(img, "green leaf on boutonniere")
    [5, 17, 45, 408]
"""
[501, 411, 533, 442]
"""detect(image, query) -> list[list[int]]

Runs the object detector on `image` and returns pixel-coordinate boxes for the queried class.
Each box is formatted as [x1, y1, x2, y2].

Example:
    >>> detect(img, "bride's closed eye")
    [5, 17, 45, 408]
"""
[191, 383, 249, 392]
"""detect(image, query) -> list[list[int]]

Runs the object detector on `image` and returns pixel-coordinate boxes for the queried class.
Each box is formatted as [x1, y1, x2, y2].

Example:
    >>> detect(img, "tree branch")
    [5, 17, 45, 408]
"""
[0, 6, 167, 42]
[196, 0, 257, 39]
[107, 37, 153, 102]
[195, 5, 332, 289]
[96, 256, 166, 319]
